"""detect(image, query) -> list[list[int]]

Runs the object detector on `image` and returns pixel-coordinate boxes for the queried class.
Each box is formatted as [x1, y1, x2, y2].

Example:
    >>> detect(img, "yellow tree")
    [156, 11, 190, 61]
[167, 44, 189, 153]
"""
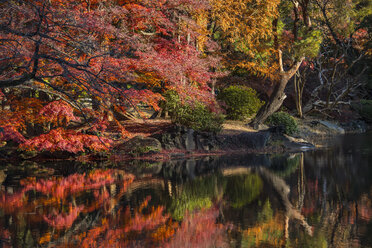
[211, 0, 321, 127]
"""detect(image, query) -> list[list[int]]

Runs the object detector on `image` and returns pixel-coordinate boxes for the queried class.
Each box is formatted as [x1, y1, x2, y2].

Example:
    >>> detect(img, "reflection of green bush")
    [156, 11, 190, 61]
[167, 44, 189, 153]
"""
[287, 229, 327, 248]
[257, 199, 273, 223]
[271, 154, 301, 178]
[168, 175, 221, 221]
[225, 173, 263, 208]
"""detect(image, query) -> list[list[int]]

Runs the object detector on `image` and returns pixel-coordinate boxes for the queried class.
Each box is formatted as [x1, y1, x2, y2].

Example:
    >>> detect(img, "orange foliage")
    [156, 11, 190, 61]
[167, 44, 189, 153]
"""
[20, 128, 113, 153]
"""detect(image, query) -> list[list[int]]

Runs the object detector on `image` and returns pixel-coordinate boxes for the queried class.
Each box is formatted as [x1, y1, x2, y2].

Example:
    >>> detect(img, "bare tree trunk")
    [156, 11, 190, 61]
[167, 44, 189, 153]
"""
[250, 51, 304, 129]
[211, 78, 216, 95]
[294, 71, 305, 118]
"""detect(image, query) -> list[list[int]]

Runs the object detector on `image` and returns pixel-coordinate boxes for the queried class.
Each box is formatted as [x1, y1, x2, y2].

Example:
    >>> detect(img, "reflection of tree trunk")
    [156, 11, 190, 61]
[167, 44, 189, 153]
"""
[255, 167, 313, 237]
[297, 153, 306, 210]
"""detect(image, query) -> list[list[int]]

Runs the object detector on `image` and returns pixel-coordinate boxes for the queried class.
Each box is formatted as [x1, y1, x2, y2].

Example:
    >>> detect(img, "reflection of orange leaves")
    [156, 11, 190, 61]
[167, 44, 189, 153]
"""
[125, 205, 169, 232]
[39, 232, 51, 245]
[0, 228, 11, 248]
[151, 221, 178, 242]
[243, 214, 284, 247]
[21, 169, 118, 199]
[0, 190, 29, 212]
[43, 204, 84, 229]
[68, 196, 172, 248]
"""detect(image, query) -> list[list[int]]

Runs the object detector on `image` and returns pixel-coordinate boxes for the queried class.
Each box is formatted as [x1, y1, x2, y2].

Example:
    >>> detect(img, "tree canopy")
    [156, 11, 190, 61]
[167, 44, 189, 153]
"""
[0, 0, 370, 152]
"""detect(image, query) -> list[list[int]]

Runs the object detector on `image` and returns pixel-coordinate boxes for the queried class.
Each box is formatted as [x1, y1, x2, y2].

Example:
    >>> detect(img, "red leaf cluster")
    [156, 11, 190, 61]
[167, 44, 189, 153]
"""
[39, 100, 80, 125]
[0, 125, 26, 143]
[20, 127, 113, 153]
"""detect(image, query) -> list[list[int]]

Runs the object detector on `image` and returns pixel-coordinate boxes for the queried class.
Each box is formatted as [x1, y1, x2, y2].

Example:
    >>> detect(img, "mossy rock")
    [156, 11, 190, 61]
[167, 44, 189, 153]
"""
[115, 136, 162, 156]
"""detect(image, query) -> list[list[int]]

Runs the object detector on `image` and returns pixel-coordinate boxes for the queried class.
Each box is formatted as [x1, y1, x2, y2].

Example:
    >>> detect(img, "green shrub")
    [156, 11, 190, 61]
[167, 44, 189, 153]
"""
[266, 112, 298, 135]
[355, 99, 372, 122]
[217, 85, 264, 120]
[163, 91, 224, 132]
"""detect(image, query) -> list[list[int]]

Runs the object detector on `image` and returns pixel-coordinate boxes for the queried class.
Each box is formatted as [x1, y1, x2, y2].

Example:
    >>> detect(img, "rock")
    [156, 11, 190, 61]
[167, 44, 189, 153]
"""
[318, 120, 345, 134]
[115, 136, 162, 155]
[341, 120, 368, 133]
[174, 136, 184, 149]
[236, 131, 271, 149]
[152, 126, 221, 152]
[185, 129, 196, 151]
[282, 134, 316, 151]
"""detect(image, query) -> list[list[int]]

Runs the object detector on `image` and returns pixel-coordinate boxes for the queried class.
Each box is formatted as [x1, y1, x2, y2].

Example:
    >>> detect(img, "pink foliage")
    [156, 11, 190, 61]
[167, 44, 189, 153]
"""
[0, 125, 26, 143]
[164, 208, 229, 248]
[23, 170, 118, 199]
[20, 128, 113, 153]
[43, 205, 84, 229]
[39, 100, 80, 124]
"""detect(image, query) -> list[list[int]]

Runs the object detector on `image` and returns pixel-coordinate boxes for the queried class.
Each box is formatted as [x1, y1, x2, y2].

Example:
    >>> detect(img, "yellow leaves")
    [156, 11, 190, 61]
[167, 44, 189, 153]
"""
[136, 71, 162, 87]
[211, 0, 281, 78]
[192, 10, 210, 52]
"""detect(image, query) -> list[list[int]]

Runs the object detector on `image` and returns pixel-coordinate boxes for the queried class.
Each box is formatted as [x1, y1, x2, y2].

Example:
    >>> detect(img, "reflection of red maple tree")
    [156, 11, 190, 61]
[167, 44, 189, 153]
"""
[0, 170, 134, 230]
[0, 171, 230, 247]
[164, 208, 229, 248]
[43, 204, 85, 229]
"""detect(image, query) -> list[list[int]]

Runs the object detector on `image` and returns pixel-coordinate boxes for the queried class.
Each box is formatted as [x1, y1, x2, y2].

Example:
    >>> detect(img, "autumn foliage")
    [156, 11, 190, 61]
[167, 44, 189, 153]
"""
[0, 0, 222, 153]
[0, 0, 370, 153]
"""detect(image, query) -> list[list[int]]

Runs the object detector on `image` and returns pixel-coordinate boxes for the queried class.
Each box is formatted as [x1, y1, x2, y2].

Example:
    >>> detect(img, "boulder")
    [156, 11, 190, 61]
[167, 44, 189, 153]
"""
[318, 120, 345, 134]
[184, 129, 196, 151]
[115, 136, 162, 156]
[236, 131, 271, 149]
[152, 126, 220, 151]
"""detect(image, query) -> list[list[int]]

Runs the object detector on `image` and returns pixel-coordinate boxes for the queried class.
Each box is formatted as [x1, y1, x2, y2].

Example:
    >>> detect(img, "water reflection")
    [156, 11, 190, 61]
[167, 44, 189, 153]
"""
[0, 133, 371, 247]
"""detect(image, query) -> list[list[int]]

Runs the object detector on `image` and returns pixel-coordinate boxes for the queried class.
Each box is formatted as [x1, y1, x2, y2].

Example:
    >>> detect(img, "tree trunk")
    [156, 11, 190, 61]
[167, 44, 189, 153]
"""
[250, 52, 304, 129]
[250, 76, 289, 129]
[294, 71, 305, 118]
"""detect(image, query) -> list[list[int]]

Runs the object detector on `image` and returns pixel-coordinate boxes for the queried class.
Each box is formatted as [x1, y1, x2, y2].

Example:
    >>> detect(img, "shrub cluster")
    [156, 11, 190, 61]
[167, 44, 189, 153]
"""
[163, 91, 224, 133]
[217, 85, 264, 120]
[266, 111, 298, 135]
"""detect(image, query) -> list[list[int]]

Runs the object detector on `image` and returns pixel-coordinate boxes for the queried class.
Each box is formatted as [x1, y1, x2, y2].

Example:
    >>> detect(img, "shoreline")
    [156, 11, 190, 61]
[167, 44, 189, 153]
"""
[1, 118, 369, 164]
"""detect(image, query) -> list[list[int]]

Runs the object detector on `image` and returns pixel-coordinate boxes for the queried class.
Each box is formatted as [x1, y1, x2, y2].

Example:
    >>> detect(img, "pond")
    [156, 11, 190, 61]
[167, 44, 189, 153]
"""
[0, 133, 371, 247]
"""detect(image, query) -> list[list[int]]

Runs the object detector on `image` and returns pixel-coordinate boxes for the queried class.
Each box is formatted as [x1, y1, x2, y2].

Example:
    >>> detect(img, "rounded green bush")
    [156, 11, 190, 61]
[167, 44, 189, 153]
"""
[163, 91, 224, 132]
[217, 85, 264, 120]
[266, 111, 298, 135]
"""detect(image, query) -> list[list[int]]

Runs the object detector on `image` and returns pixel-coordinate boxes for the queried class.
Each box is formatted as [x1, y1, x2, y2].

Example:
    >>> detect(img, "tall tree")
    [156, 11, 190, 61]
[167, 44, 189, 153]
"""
[210, 0, 322, 128]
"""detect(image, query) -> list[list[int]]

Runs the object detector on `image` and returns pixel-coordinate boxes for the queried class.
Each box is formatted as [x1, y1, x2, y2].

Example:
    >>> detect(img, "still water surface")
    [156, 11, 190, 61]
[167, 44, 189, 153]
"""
[0, 133, 371, 247]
